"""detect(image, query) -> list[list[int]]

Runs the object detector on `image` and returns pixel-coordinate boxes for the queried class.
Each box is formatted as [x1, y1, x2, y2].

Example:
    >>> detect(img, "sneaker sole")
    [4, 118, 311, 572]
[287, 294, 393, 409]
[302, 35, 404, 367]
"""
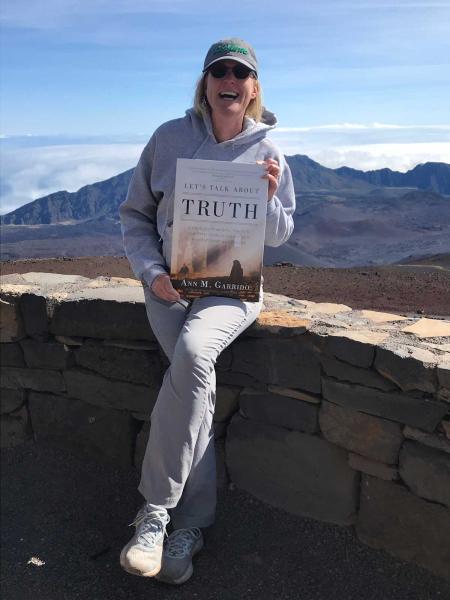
[119, 541, 162, 578]
[156, 536, 204, 585]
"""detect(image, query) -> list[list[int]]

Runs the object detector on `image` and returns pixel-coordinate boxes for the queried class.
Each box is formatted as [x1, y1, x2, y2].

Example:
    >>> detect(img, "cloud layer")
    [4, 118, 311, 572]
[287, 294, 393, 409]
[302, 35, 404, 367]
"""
[1, 124, 449, 215]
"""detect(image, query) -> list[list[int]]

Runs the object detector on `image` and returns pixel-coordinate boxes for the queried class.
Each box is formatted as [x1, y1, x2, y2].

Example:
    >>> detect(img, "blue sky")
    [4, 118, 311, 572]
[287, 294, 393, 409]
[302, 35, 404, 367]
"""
[1, 0, 450, 213]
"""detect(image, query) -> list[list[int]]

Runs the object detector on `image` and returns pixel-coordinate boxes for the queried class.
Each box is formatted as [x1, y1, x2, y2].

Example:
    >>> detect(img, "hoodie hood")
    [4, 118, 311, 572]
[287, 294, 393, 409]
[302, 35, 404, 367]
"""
[185, 107, 277, 146]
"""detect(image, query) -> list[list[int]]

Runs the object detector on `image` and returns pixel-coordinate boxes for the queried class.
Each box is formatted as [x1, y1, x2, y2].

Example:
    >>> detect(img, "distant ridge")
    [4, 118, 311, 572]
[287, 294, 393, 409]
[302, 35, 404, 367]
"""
[334, 162, 450, 195]
[3, 157, 448, 226]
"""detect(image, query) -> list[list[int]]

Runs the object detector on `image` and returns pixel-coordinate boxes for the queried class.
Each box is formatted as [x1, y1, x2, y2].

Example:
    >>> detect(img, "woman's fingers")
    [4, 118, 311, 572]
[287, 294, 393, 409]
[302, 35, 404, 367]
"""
[259, 159, 280, 201]
[151, 274, 180, 301]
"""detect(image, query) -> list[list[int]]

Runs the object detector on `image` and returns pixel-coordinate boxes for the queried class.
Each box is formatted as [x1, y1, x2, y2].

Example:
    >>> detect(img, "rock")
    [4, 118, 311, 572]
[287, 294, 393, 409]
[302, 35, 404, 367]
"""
[226, 415, 359, 526]
[0, 405, 32, 448]
[54, 335, 84, 346]
[74, 341, 162, 386]
[437, 358, 450, 401]
[1, 342, 25, 367]
[374, 345, 437, 393]
[29, 391, 135, 468]
[319, 401, 402, 463]
[213, 421, 227, 439]
[249, 312, 310, 337]
[403, 425, 450, 454]
[240, 389, 318, 433]
[215, 437, 229, 488]
[134, 421, 150, 470]
[1, 366, 66, 393]
[0, 298, 25, 342]
[231, 335, 321, 393]
[216, 369, 262, 388]
[359, 310, 408, 323]
[399, 441, 450, 507]
[324, 330, 388, 368]
[267, 385, 321, 404]
[322, 377, 447, 432]
[321, 355, 396, 392]
[402, 318, 450, 339]
[356, 475, 450, 580]
[20, 339, 73, 370]
[103, 339, 159, 351]
[20, 294, 48, 340]
[348, 453, 398, 480]
[63, 368, 157, 413]
[214, 385, 241, 422]
[1, 388, 26, 414]
[50, 299, 154, 340]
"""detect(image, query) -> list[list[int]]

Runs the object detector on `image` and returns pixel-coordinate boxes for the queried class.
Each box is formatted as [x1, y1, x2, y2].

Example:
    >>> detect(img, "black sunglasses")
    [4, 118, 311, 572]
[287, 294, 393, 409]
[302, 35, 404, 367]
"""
[208, 63, 256, 80]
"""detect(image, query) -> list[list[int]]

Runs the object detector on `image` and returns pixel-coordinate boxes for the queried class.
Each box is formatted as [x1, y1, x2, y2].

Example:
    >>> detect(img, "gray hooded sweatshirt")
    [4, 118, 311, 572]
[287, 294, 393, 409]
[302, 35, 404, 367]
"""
[119, 107, 295, 289]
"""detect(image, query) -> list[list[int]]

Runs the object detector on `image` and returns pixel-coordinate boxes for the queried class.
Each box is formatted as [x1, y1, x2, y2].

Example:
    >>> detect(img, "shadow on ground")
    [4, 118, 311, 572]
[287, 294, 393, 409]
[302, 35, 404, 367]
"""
[1, 440, 449, 600]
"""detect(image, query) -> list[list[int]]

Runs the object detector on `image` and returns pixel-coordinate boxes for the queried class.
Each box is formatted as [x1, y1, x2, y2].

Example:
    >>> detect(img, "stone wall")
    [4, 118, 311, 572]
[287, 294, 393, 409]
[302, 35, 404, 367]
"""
[1, 272, 449, 579]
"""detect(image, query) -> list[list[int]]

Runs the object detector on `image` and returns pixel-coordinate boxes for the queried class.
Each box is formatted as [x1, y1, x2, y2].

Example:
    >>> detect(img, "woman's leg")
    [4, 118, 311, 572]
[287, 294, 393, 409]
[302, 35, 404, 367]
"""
[139, 293, 262, 528]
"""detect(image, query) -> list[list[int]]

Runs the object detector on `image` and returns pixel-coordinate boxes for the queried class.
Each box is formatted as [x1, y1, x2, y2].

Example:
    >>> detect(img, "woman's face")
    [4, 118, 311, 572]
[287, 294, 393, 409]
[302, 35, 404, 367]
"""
[204, 59, 258, 121]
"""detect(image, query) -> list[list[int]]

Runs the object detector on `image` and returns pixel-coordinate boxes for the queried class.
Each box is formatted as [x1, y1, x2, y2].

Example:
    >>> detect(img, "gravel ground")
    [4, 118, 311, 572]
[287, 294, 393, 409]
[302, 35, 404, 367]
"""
[2, 440, 449, 600]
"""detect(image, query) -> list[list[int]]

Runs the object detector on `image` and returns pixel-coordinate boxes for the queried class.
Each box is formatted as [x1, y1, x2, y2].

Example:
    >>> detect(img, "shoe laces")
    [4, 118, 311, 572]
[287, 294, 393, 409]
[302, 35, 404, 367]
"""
[165, 528, 201, 558]
[130, 507, 170, 548]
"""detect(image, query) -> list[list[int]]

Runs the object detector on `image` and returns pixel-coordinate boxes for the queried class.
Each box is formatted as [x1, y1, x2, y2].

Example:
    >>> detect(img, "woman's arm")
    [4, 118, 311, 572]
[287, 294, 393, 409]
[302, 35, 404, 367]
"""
[119, 136, 169, 289]
[263, 153, 296, 247]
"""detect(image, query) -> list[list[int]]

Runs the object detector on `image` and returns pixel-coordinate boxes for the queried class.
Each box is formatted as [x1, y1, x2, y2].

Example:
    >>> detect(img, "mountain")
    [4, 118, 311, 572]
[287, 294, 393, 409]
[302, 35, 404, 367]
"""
[334, 162, 450, 195]
[1, 169, 133, 225]
[1, 158, 449, 266]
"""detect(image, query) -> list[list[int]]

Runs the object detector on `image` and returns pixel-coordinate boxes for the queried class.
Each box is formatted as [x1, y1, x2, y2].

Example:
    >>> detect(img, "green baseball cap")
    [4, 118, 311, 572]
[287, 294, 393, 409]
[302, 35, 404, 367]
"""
[203, 38, 258, 76]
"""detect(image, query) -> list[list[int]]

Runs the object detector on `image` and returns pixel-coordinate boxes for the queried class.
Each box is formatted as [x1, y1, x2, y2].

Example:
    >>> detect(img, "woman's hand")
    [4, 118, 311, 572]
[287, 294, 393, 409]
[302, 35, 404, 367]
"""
[259, 159, 280, 202]
[151, 273, 181, 302]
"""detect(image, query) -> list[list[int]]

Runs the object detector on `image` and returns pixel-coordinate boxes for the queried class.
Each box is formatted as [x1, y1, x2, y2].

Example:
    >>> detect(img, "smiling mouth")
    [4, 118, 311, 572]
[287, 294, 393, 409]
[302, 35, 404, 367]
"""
[219, 92, 239, 99]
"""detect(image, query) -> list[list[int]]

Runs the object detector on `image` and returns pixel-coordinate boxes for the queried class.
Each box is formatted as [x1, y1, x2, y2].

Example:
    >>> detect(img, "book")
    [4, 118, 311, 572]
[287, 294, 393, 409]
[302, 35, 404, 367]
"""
[170, 158, 268, 302]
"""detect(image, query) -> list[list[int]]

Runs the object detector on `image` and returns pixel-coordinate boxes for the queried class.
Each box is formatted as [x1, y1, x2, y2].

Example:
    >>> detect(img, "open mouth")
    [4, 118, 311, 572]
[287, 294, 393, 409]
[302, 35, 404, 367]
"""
[219, 92, 239, 99]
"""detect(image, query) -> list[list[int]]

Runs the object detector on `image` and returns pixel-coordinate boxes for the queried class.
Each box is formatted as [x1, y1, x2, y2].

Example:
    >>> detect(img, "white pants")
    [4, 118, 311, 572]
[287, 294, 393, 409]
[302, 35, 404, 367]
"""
[139, 287, 263, 529]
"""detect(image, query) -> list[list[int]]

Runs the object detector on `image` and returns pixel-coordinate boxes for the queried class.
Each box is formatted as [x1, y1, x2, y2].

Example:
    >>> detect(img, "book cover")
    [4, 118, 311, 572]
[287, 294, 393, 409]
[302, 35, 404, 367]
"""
[170, 158, 268, 302]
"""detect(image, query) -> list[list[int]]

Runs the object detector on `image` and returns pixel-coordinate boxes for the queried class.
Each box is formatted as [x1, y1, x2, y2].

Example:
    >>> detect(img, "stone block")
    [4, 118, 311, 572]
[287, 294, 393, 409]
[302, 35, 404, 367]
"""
[0, 298, 25, 342]
[1, 388, 26, 414]
[216, 369, 262, 388]
[50, 299, 154, 340]
[374, 345, 437, 393]
[399, 441, 450, 507]
[403, 425, 450, 454]
[55, 335, 84, 346]
[215, 437, 229, 488]
[20, 294, 48, 339]
[0, 406, 32, 448]
[240, 389, 318, 433]
[214, 385, 241, 422]
[231, 335, 321, 393]
[20, 339, 73, 370]
[267, 386, 321, 404]
[348, 453, 398, 481]
[1, 342, 25, 367]
[437, 359, 450, 402]
[74, 342, 162, 386]
[248, 312, 311, 337]
[322, 377, 447, 432]
[356, 475, 450, 580]
[324, 331, 388, 368]
[29, 391, 135, 468]
[226, 414, 359, 525]
[134, 420, 150, 469]
[213, 421, 227, 439]
[319, 401, 402, 463]
[321, 355, 396, 392]
[63, 368, 156, 413]
[1, 366, 66, 393]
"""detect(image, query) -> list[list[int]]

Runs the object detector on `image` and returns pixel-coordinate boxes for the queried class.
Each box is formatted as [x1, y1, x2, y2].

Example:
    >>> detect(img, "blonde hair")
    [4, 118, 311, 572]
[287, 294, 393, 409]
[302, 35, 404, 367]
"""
[193, 72, 264, 122]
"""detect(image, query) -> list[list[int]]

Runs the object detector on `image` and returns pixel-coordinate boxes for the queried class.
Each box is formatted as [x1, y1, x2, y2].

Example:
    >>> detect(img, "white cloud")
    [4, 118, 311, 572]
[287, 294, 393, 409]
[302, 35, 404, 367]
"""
[0, 143, 143, 214]
[1, 127, 449, 215]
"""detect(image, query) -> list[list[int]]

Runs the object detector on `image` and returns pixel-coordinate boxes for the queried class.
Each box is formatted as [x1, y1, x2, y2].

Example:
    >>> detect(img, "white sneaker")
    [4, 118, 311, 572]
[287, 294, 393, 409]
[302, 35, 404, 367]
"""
[156, 528, 204, 585]
[120, 506, 170, 577]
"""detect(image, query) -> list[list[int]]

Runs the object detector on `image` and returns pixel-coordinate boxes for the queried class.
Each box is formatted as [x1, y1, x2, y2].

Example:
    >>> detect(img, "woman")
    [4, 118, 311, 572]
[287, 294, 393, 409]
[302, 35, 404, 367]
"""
[119, 38, 295, 585]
